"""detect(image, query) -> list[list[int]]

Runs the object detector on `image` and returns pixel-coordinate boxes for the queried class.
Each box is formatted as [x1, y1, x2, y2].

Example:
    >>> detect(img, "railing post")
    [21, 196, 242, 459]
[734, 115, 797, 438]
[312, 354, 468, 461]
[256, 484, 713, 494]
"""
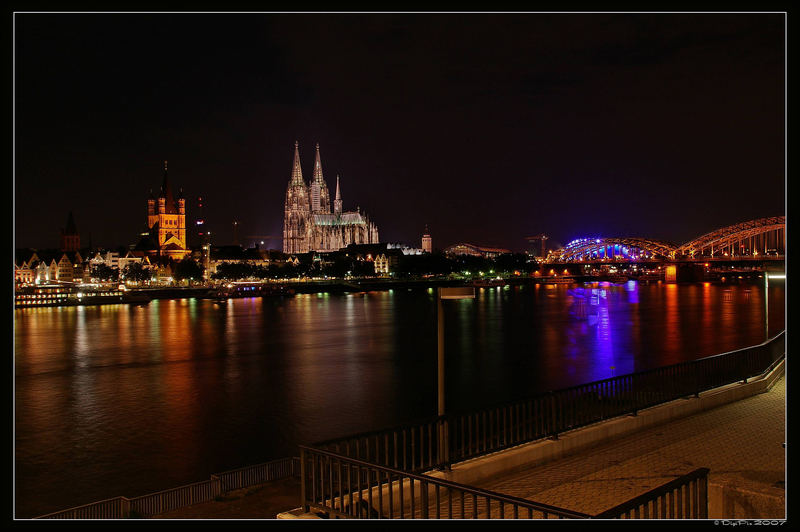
[698, 471, 708, 519]
[437, 416, 450, 471]
[549, 391, 559, 440]
[300, 448, 309, 513]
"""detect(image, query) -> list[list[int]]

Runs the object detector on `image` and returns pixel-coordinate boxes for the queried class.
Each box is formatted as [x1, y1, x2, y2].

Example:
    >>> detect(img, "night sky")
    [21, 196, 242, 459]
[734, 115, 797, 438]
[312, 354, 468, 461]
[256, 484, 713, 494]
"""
[14, 12, 785, 252]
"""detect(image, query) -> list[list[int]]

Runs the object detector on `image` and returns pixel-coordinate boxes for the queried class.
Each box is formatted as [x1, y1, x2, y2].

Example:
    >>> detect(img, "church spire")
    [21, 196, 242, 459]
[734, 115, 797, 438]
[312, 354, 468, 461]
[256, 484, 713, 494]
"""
[313, 142, 324, 183]
[290, 141, 304, 185]
[65, 211, 78, 235]
[160, 160, 178, 214]
[334, 174, 342, 215]
[310, 142, 331, 213]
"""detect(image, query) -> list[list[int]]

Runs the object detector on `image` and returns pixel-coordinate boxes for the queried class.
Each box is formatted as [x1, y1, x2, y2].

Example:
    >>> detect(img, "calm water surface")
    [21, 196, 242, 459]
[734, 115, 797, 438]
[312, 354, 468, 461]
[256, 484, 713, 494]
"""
[14, 281, 784, 517]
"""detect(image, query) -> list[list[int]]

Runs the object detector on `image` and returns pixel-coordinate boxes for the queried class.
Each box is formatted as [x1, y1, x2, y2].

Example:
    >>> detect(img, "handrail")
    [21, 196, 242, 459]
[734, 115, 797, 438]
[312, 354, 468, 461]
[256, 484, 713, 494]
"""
[593, 468, 710, 519]
[300, 445, 592, 519]
[35, 496, 130, 520]
[34, 456, 300, 519]
[302, 445, 711, 520]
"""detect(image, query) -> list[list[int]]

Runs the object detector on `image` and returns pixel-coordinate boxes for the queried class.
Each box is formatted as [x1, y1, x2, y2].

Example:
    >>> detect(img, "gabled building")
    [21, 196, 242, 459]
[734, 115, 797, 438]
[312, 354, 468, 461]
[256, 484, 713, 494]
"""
[17, 250, 73, 284]
[14, 261, 35, 285]
[155, 263, 173, 284]
[57, 253, 76, 282]
[25, 251, 60, 284]
[374, 254, 390, 274]
[52, 251, 89, 283]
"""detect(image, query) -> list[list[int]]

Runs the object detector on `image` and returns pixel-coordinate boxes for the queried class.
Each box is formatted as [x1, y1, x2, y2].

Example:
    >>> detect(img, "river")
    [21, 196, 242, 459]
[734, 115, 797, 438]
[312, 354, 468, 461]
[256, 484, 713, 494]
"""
[13, 280, 784, 517]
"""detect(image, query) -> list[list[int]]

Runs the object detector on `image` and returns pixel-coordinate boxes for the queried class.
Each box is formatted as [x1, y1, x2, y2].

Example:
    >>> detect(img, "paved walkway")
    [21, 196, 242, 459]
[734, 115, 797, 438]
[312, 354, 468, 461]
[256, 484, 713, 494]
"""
[153, 376, 785, 519]
[478, 376, 786, 517]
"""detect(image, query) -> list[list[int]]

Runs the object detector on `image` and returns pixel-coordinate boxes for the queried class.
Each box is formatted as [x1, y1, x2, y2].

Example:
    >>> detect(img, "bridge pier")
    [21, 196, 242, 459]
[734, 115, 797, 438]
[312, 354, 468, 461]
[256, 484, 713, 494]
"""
[664, 263, 705, 283]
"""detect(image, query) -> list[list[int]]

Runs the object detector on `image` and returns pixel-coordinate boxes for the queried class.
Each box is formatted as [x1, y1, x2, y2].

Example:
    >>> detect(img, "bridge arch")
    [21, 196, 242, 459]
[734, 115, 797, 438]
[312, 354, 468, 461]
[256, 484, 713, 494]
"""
[676, 216, 785, 258]
[556, 237, 677, 262]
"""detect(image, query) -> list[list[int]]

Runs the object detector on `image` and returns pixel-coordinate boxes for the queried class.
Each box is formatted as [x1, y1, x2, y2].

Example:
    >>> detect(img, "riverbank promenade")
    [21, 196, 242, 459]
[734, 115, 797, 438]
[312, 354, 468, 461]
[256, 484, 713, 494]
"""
[156, 368, 785, 520]
[458, 373, 785, 519]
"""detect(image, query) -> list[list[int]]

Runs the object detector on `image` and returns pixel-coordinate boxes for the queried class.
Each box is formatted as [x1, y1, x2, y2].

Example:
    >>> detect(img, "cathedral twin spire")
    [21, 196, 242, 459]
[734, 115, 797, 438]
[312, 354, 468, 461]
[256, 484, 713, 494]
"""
[312, 142, 324, 184]
[291, 141, 304, 185]
[290, 141, 333, 214]
[283, 141, 379, 254]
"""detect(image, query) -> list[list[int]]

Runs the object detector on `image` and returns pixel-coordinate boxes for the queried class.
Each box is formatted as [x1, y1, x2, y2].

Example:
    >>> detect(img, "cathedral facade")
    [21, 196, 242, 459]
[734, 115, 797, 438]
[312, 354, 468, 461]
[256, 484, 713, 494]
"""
[283, 142, 379, 254]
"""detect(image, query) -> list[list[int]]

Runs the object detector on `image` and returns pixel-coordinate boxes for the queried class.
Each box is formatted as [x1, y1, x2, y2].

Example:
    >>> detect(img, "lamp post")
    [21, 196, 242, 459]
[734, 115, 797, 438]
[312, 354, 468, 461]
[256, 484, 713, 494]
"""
[437, 286, 475, 470]
[764, 272, 786, 341]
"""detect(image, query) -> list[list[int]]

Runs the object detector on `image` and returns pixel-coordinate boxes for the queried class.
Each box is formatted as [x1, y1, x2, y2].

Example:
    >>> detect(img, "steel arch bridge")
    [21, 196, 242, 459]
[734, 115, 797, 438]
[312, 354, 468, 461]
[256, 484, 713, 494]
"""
[552, 216, 785, 262]
[556, 237, 677, 262]
[675, 216, 785, 257]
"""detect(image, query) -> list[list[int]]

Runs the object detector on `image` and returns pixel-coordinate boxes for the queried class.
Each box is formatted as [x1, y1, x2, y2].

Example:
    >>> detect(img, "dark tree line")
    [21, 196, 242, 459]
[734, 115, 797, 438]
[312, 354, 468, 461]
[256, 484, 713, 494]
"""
[209, 252, 537, 281]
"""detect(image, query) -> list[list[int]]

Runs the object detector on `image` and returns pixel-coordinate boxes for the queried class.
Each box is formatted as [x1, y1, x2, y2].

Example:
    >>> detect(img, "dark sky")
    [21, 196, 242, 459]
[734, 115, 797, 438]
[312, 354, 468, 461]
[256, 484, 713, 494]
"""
[14, 12, 785, 252]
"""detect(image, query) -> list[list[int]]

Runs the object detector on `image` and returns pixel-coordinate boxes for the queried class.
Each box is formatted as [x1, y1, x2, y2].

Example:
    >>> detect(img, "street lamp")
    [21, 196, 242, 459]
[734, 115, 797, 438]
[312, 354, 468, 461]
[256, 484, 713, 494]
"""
[764, 272, 785, 341]
[437, 286, 475, 469]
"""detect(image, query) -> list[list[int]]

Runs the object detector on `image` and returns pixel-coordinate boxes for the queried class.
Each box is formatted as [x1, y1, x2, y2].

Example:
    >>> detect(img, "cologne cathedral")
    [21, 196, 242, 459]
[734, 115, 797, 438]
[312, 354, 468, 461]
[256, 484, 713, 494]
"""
[283, 141, 379, 254]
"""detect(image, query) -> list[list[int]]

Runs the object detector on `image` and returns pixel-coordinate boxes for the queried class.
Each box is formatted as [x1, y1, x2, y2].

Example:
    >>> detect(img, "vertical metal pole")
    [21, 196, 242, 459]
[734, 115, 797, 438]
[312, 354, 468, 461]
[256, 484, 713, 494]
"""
[438, 288, 445, 418]
[765, 274, 769, 341]
[437, 288, 448, 468]
[300, 448, 308, 512]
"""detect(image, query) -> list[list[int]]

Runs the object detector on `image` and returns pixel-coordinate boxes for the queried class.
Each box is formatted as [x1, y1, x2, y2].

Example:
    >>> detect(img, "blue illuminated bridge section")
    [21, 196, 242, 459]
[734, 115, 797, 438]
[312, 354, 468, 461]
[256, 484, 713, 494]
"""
[553, 216, 785, 262]
[556, 237, 676, 262]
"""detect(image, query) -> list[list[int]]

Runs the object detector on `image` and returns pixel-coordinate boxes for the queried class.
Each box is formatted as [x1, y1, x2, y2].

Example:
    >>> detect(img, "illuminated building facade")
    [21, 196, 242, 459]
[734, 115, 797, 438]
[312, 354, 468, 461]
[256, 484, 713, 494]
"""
[374, 253, 390, 274]
[283, 142, 379, 254]
[145, 161, 190, 260]
[422, 226, 432, 253]
[15, 250, 90, 285]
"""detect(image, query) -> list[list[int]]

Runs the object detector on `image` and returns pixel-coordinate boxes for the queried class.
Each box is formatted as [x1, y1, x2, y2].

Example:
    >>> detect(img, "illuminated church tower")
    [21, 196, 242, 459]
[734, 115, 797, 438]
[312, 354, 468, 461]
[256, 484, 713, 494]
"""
[146, 161, 189, 259]
[309, 143, 331, 214]
[422, 225, 432, 253]
[283, 142, 311, 254]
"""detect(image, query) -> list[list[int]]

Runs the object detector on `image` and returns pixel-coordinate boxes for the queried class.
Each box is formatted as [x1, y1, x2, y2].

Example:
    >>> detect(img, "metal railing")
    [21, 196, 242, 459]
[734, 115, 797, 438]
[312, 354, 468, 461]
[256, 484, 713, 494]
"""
[301, 447, 710, 520]
[212, 456, 300, 492]
[300, 446, 591, 519]
[129, 478, 222, 517]
[35, 456, 300, 519]
[313, 332, 785, 472]
[301, 446, 710, 520]
[35, 496, 132, 520]
[594, 468, 709, 519]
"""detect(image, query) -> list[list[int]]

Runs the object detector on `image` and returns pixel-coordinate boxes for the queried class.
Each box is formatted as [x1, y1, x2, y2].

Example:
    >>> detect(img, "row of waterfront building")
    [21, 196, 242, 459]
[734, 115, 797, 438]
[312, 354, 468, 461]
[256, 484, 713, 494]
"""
[16, 141, 527, 287]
